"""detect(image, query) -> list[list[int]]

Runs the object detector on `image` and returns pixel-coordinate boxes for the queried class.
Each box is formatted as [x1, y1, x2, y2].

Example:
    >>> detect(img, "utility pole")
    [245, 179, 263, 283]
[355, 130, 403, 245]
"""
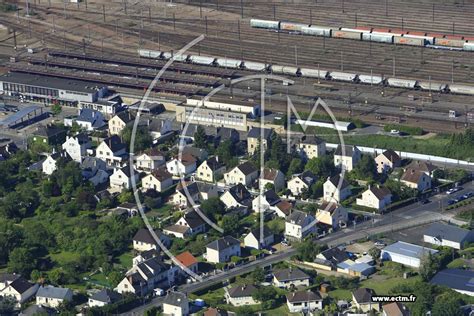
[310, 8, 312, 24]
[273, 5, 276, 20]
[432, 4, 435, 22]
[393, 56, 396, 76]
[240, 0, 243, 18]
[103, 4, 106, 22]
[452, 58, 454, 83]
[294, 45, 298, 67]
[25, 0, 30, 17]
[340, 51, 343, 71]
[355, 13, 357, 27]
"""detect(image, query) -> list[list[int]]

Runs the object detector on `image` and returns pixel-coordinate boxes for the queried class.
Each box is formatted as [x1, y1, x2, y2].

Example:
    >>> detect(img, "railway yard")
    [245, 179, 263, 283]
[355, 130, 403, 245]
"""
[0, 0, 473, 133]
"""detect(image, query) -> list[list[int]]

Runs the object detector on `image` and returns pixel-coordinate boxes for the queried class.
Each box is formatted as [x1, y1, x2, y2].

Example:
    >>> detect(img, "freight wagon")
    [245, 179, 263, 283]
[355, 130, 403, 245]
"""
[333, 29, 362, 40]
[280, 22, 307, 32]
[250, 19, 280, 30]
[301, 26, 332, 37]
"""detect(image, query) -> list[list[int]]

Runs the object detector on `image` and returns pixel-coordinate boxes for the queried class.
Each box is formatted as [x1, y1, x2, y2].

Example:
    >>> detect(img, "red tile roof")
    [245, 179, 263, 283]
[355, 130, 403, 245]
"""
[175, 251, 198, 267]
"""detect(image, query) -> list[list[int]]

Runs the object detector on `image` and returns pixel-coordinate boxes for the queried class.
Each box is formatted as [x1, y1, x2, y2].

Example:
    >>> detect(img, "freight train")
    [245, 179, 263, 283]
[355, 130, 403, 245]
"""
[138, 49, 474, 96]
[250, 19, 474, 51]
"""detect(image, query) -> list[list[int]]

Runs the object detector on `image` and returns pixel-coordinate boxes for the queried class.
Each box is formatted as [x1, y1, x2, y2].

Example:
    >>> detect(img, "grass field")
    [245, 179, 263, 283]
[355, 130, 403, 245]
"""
[50, 251, 81, 265]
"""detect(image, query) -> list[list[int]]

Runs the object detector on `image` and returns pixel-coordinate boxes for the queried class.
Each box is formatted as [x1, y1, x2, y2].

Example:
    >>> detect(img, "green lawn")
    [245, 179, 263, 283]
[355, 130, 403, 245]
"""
[263, 304, 299, 316]
[117, 251, 134, 269]
[328, 288, 352, 301]
[49, 251, 81, 265]
[88, 272, 111, 288]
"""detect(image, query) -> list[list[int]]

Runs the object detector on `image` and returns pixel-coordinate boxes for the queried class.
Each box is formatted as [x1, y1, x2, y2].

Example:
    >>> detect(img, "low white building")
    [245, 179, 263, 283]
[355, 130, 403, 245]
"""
[42, 151, 70, 176]
[141, 168, 173, 192]
[381, 241, 438, 268]
[224, 161, 258, 187]
[88, 289, 122, 307]
[286, 290, 323, 313]
[316, 201, 348, 229]
[226, 285, 259, 306]
[273, 268, 310, 289]
[356, 186, 392, 210]
[206, 236, 241, 263]
[162, 292, 189, 316]
[323, 175, 351, 203]
[423, 222, 474, 250]
[285, 210, 316, 241]
[400, 169, 431, 192]
[0, 276, 38, 308]
[287, 170, 317, 197]
[259, 168, 285, 192]
[166, 153, 197, 176]
[298, 135, 326, 160]
[134, 148, 165, 172]
[244, 226, 274, 250]
[36, 285, 73, 308]
[109, 166, 141, 190]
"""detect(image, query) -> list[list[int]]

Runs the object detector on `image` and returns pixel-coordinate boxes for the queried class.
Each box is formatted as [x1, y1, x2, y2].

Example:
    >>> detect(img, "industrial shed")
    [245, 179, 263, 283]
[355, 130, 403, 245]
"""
[380, 241, 438, 268]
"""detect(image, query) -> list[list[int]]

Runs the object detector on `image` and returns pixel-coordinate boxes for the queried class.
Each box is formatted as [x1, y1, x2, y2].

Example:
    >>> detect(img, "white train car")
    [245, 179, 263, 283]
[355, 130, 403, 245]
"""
[216, 58, 243, 69]
[418, 81, 447, 92]
[301, 26, 332, 37]
[299, 68, 329, 79]
[138, 49, 163, 59]
[463, 42, 474, 51]
[280, 22, 308, 32]
[358, 74, 384, 85]
[362, 32, 394, 44]
[329, 71, 358, 82]
[250, 19, 280, 30]
[271, 65, 299, 76]
[387, 78, 419, 89]
[243, 61, 267, 71]
[448, 84, 474, 95]
[189, 55, 216, 66]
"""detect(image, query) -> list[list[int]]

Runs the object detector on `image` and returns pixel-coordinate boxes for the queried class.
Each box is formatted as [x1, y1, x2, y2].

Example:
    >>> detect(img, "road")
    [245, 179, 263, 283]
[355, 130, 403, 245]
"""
[122, 182, 473, 315]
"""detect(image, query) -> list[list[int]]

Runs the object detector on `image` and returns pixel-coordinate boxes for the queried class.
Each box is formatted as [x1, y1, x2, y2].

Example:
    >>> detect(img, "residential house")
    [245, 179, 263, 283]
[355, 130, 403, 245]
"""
[182, 146, 208, 162]
[244, 226, 274, 250]
[224, 161, 258, 187]
[315, 247, 351, 270]
[147, 118, 173, 140]
[216, 127, 240, 144]
[0, 141, 18, 161]
[431, 269, 474, 297]
[381, 241, 438, 268]
[336, 259, 375, 278]
[206, 236, 241, 263]
[196, 156, 226, 183]
[323, 175, 351, 202]
[78, 98, 121, 118]
[247, 127, 273, 155]
[287, 170, 317, 196]
[132, 249, 160, 266]
[88, 289, 122, 307]
[135, 148, 166, 172]
[220, 184, 252, 210]
[108, 111, 135, 135]
[298, 135, 326, 160]
[80, 157, 109, 186]
[95, 135, 127, 167]
[286, 290, 323, 313]
[400, 168, 431, 191]
[0, 276, 38, 307]
[285, 210, 316, 240]
[382, 302, 410, 316]
[316, 201, 348, 229]
[172, 182, 218, 208]
[115, 202, 140, 217]
[423, 222, 474, 250]
[334, 145, 361, 172]
[273, 268, 310, 289]
[64, 108, 106, 131]
[406, 160, 437, 176]
[204, 307, 230, 316]
[36, 285, 73, 308]
[42, 151, 70, 176]
[260, 168, 285, 192]
[163, 292, 189, 316]
[31, 124, 66, 146]
[132, 228, 171, 252]
[352, 288, 380, 313]
[163, 210, 207, 239]
[166, 153, 197, 176]
[225, 285, 258, 307]
[252, 189, 281, 213]
[375, 149, 401, 174]
[61, 133, 91, 162]
[175, 251, 199, 275]
[274, 200, 293, 218]
[356, 186, 392, 211]
[141, 168, 173, 192]
[109, 166, 141, 190]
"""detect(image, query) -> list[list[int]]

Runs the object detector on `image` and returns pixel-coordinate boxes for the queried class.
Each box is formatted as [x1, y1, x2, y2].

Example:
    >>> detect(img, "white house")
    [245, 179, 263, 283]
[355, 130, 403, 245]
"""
[286, 290, 323, 313]
[42, 151, 70, 176]
[375, 149, 401, 174]
[148, 118, 173, 140]
[356, 186, 392, 210]
[88, 289, 122, 307]
[134, 148, 165, 172]
[95, 135, 127, 167]
[141, 168, 173, 192]
[380, 241, 438, 268]
[224, 161, 258, 187]
[163, 210, 207, 239]
[0, 276, 38, 308]
[36, 285, 73, 308]
[334, 145, 361, 172]
[61, 133, 91, 163]
[225, 285, 259, 307]
[252, 189, 281, 213]
[206, 236, 241, 263]
[352, 288, 380, 313]
[423, 222, 474, 250]
[64, 108, 106, 131]
[323, 175, 351, 202]
[166, 153, 197, 177]
[163, 292, 189, 316]
[132, 228, 171, 252]
[287, 170, 317, 196]
[109, 166, 141, 190]
[195, 156, 226, 183]
[400, 168, 432, 192]
[260, 168, 286, 192]
[172, 182, 218, 208]
[298, 135, 326, 160]
[244, 226, 274, 250]
[220, 184, 252, 209]
[108, 111, 135, 135]
[273, 268, 310, 289]
[316, 201, 348, 229]
[80, 157, 109, 186]
[285, 210, 316, 241]
[247, 127, 273, 155]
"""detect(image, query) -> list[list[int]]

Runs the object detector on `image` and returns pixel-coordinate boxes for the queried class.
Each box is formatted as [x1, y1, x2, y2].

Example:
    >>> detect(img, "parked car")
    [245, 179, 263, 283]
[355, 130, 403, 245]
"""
[447, 199, 456, 205]
[374, 241, 386, 247]
[420, 199, 430, 205]
[447, 187, 463, 195]
[462, 192, 473, 199]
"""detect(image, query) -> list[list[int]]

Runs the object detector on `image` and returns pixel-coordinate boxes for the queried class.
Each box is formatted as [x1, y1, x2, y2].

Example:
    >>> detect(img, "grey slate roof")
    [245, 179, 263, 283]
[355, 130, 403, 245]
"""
[247, 127, 273, 139]
[352, 288, 376, 304]
[37, 285, 72, 300]
[236, 161, 257, 175]
[90, 289, 122, 304]
[286, 210, 313, 226]
[227, 284, 257, 298]
[163, 291, 188, 307]
[249, 226, 273, 240]
[227, 183, 252, 205]
[381, 149, 401, 163]
[262, 189, 281, 205]
[425, 222, 473, 244]
[301, 135, 324, 145]
[206, 236, 240, 251]
[327, 174, 349, 189]
[382, 241, 438, 259]
[430, 269, 474, 294]
[76, 109, 106, 128]
[335, 144, 358, 157]
[273, 268, 310, 282]
[298, 170, 317, 186]
[9, 277, 34, 294]
[102, 135, 126, 152]
[318, 247, 350, 265]
[286, 290, 322, 303]
[181, 210, 206, 229]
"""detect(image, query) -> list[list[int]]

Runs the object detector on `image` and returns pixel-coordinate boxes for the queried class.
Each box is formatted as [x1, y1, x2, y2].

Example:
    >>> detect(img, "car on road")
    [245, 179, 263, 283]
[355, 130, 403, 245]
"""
[447, 199, 456, 205]
[390, 129, 400, 135]
[447, 187, 463, 195]
[374, 241, 386, 247]
[419, 199, 430, 205]
[462, 192, 473, 199]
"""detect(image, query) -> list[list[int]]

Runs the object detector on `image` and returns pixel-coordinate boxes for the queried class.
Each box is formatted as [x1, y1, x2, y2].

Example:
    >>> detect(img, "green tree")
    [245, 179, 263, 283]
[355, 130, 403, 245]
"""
[431, 293, 465, 316]
[305, 155, 334, 178]
[193, 126, 207, 149]
[0, 220, 24, 265]
[222, 214, 240, 236]
[419, 252, 440, 282]
[287, 158, 303, 176]
[200, 197, 226, 221]
[118, 190, 134, 204]
[51, 104, 62, 115]
[252, 286, 278, 310]
[0, 297, 15, 315]
[368, 247, 381, 261]
[236, 306, 254, 316]
[250, 267, 265, 284]
[351, 154, 377, 181]
[7, 247, 37, 276]
[121, 126, 152, 152]
[296, 239, 327, 262]
[215, 140, 238, 168]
